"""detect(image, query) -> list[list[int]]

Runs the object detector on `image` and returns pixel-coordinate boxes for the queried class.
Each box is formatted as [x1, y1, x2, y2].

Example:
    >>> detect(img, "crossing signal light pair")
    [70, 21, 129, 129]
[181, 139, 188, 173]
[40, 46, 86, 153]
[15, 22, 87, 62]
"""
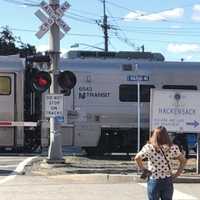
[31, 69, 76, 94]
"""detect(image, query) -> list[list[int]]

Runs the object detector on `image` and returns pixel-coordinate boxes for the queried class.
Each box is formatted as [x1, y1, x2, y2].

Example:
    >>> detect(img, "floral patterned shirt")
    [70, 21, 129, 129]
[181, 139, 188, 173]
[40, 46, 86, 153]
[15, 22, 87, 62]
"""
[138, 144, 181, 179]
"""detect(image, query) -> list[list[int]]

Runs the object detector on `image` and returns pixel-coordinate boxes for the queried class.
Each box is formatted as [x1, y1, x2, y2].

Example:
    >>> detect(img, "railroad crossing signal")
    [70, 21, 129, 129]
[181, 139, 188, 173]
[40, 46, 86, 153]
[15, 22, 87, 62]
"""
[35, 1, 70, 39]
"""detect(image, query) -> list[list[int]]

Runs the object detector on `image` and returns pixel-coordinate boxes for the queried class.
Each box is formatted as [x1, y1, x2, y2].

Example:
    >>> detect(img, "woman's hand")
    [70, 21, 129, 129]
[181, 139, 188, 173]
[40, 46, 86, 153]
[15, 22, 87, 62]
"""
[172, 171, 180, 179]
[173, 154, 187, 179]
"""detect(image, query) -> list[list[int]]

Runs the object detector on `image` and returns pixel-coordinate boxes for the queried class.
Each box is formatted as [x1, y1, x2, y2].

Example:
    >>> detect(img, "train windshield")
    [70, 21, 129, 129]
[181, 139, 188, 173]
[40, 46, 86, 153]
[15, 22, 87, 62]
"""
[0, 76, 11, 95]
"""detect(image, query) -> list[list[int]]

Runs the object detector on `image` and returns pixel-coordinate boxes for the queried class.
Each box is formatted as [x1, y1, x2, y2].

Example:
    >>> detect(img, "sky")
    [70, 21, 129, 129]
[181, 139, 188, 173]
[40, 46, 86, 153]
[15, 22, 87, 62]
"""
[1, 0, 200, 61]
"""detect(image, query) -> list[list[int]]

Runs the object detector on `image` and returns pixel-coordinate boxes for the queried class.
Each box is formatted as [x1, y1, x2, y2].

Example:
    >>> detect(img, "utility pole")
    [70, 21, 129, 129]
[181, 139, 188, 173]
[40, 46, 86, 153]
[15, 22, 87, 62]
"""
[102, 0, 109, 52]
[48, 0, 63, 161]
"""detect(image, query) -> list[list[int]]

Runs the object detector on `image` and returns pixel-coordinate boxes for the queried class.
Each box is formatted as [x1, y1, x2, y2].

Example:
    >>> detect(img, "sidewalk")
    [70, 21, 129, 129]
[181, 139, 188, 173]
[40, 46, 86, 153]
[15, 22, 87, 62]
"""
[24, 150, 200, 184]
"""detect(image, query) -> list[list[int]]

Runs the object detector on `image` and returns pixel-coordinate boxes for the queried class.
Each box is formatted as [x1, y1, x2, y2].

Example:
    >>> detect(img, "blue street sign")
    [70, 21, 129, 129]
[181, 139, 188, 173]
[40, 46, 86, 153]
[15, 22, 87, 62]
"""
[55, 116, 64, 123]
[127, 75, 149, 81]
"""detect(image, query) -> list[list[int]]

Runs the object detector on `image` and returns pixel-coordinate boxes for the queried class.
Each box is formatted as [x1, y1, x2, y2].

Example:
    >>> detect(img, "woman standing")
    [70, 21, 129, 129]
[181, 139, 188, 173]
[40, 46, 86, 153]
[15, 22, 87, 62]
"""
[135, 126, 186, 200]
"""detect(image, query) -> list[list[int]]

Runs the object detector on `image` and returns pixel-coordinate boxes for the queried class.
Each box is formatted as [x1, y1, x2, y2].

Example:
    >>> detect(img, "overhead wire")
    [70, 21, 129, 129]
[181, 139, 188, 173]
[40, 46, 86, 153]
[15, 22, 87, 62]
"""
[1, 26, 200, 46]
[70, 8, 101, 18]
[64, 12, 98, 25]
[104, 0, 194, 16]
[106, 7, 136, 50]
[2, 0, 39, 7]
[72, 42, 105, 51]
[110, 26, 200, 37]
[3, 0, 200, 48]
[0, 26, 103, 38]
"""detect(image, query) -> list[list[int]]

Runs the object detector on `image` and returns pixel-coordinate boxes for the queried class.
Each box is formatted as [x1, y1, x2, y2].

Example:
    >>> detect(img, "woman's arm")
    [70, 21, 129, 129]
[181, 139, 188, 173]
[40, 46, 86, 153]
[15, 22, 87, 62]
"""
[134, 154, 146, 170]
[173, 154, 187, 178]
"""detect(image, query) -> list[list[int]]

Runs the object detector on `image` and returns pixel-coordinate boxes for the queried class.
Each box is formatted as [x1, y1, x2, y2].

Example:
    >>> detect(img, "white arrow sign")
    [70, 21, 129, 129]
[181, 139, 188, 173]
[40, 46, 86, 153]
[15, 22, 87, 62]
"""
[35, 1, 70, 39]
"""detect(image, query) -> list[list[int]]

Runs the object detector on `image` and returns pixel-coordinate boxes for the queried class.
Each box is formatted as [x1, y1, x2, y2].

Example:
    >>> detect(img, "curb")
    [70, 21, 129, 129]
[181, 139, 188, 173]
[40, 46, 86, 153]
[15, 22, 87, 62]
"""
[49, 174, 140, 183]
[18, 156, 42, 175]
[175, 176, 200, 183]
[41, 173, 200, 184]
[26, 156, 200, 184]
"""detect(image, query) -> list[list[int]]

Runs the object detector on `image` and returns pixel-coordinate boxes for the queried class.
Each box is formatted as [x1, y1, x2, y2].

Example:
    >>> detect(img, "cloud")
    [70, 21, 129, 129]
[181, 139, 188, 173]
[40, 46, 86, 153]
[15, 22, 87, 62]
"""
[36, 44, 69, 57]
[167, 43, 200, 53]
[192, 4, 200, 21]
[124, 8, 184, 22]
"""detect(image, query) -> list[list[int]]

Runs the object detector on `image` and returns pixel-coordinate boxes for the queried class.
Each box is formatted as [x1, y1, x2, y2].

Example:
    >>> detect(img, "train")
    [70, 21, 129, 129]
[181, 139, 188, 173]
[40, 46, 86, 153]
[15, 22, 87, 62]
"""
[0, 51, 199, 154]
[54, 50, 199, 155]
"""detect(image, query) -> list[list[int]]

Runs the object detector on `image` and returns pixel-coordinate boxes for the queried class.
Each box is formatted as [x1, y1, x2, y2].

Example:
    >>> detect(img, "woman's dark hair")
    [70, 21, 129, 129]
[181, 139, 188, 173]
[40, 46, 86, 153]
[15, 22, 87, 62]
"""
[149, 126, 172, 150]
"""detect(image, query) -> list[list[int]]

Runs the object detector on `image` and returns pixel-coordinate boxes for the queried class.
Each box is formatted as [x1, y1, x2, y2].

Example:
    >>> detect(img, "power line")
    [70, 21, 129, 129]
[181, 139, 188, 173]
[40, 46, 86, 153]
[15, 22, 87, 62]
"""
[110, 26, 200, 37]
[105, 0, 194, 15]
[70, 8, 101, 18]
[0, 26, 103, 38]
[98, 0, 138, 13]
[67, 11, 98, 23]
[2, 25, 200, 46]
[2, 0, 39, 7]
[64, 14, 97, 25]
[106, 7, 136, 49]
[3, 0, 200, 49]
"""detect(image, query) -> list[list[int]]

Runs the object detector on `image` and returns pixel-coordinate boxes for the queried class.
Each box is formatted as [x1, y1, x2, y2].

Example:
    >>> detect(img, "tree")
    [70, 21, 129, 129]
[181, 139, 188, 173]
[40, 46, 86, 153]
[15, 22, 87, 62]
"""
[0, 26, 36, 57]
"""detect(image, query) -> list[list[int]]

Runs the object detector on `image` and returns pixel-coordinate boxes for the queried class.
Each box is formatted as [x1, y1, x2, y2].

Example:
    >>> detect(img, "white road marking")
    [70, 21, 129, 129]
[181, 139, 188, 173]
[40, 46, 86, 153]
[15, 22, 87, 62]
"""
[0, 165, 17, 168]
[0, 156, 37, 184]
[139, 183, 198, 200]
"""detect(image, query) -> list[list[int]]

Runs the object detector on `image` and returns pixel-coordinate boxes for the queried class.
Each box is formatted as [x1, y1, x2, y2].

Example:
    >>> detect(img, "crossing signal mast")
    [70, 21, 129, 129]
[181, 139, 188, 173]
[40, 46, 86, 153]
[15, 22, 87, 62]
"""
[35, 0, 76, 161]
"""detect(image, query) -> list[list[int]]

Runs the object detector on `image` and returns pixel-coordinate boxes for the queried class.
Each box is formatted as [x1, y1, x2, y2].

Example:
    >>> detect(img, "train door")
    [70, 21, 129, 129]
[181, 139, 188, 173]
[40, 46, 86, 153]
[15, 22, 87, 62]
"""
[0, 73, 15, 146]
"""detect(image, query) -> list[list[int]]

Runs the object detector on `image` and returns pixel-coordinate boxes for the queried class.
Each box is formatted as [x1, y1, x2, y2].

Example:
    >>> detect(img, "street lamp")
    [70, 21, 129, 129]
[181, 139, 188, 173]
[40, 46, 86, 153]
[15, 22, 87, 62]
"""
[70, 43, 104, 51]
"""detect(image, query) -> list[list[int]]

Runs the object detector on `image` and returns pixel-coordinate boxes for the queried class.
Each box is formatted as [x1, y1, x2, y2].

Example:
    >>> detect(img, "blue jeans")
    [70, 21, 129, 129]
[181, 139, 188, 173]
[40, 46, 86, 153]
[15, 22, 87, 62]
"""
[147, 177, 174, 200]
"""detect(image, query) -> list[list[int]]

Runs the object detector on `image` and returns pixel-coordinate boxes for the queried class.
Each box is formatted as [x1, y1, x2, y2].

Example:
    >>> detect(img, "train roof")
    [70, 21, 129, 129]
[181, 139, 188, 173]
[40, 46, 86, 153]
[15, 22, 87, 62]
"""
[0, 55, 24, 72]
[60, 57, 200, 73]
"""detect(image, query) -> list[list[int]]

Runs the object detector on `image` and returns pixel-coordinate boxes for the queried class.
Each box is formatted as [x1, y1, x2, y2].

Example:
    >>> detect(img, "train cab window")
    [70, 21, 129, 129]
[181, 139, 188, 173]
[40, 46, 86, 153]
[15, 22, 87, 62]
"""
[119, 84, 155, 102]
[0, 77, 11, 95]
[162, 85, 197, 90]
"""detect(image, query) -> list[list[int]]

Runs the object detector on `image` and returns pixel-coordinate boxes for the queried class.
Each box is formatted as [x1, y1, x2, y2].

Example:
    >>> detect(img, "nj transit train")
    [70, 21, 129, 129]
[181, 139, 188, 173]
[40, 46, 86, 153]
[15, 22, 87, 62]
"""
[0, 51, 198, 154]
[47, 50, 198, 155]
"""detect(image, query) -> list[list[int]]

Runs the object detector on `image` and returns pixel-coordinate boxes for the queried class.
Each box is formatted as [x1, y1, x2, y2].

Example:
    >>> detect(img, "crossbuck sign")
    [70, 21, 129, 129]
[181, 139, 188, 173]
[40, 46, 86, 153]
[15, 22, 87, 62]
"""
[35, 1, 70, 39]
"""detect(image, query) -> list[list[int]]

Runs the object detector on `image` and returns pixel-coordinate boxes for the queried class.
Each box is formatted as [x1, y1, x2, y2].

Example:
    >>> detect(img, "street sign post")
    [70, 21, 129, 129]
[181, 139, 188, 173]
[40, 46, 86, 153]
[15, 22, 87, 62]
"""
[150, 89, 200, 173]
[35, 0, 70, 39]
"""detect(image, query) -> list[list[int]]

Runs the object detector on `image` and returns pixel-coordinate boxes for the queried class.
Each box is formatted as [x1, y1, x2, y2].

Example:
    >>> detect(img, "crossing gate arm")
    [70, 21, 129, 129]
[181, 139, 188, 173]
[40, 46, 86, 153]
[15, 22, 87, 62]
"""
[0, 121, 38, 127]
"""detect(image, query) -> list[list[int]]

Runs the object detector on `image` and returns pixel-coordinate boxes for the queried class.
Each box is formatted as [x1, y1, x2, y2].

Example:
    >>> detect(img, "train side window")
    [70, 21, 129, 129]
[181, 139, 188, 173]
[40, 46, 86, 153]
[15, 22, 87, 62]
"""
[162, 85, 197, 90]
[0, 77, 11, 95]
[119, 85, 137, 102]
[119, 84, 155, 102]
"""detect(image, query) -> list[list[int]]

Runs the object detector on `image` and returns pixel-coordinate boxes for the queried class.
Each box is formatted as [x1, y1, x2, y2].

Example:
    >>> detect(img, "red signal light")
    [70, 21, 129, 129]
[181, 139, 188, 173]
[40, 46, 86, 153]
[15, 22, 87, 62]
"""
[32, 71, 51, 93]
[36, 76, 48, 87]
